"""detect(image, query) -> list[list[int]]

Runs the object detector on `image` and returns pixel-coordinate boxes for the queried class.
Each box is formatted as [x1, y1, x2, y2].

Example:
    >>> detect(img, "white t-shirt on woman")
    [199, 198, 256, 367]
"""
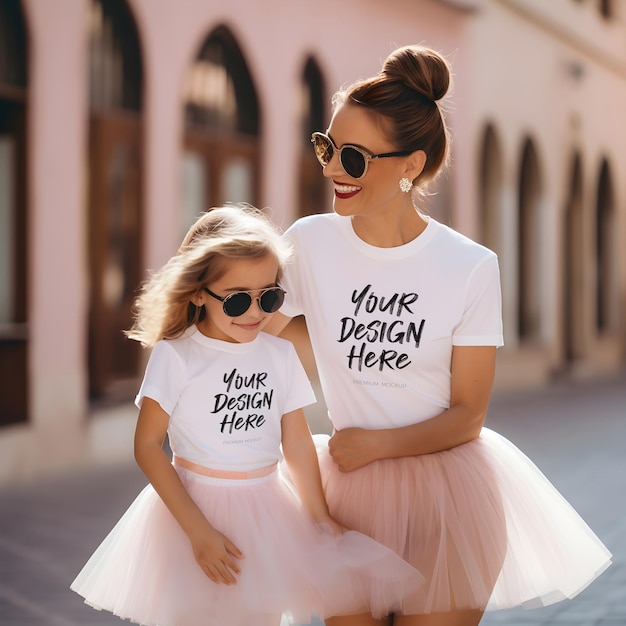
[280, 213, 503, 430]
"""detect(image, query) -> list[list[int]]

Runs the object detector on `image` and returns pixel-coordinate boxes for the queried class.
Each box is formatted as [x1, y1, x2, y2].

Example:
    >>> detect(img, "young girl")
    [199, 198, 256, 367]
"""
[70, 205, 422, 626]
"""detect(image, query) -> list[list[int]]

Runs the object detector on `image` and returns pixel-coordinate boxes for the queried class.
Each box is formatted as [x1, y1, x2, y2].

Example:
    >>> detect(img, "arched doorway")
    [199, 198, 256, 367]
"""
[87, 0, 144, 402]
[563, 153, 584, 363]
[595, 159, 617, 334]
[181, 26, 260, 238]
[517, 139, 542, 343]
[478, 123, 503, 254]
[298, 56, 327, 217]
[0, 0, 28, 426]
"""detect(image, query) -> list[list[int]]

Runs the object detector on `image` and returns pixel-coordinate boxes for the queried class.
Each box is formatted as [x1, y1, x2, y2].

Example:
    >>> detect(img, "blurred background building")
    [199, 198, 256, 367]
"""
[0, 0, 624, 484]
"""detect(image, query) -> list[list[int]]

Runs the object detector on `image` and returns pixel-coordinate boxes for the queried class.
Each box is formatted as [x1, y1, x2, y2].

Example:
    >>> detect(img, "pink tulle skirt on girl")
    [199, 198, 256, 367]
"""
[314, 427, 611, 615]
[71, 462, 423, 626]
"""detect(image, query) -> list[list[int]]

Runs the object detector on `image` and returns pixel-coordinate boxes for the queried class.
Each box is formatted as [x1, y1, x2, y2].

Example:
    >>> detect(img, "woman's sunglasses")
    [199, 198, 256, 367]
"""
[311, 132, 413, 179]
[204, 286, 286, 317]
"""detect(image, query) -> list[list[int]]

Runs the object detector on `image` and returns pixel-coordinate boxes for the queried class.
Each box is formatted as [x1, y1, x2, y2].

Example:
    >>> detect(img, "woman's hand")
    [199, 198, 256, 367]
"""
[330, 346, 496, 464]
[328, 427, 381, 472]
[188, 522, 244, 585]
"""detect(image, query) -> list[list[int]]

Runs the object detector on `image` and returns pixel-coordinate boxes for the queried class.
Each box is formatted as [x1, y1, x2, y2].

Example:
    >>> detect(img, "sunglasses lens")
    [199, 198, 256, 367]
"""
[312, 134, 333, 166]
[223, 292, 253, 317]
[221, 289, 285, 316]
[340, 147, 367, 178]
[312, 134, 367, 178]
[259, 288, 285, 313]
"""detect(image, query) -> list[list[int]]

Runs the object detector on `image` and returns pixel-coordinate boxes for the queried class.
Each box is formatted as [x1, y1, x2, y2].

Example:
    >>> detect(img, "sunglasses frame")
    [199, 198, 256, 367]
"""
[311, 132, 413, 179]
[204, 286, 286, 317]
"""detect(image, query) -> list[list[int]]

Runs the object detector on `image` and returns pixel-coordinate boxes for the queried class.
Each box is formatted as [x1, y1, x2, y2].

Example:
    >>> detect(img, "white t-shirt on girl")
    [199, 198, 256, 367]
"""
[135, 329, 316, 471]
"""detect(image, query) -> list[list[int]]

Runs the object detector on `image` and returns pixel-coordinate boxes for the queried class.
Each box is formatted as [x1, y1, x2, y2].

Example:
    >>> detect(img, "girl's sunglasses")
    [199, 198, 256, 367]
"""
[204, 286, 285, 317]
[311, 132, 413, 179]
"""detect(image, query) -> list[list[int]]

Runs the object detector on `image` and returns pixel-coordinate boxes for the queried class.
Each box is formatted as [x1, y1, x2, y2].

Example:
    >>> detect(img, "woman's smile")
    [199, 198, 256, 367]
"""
[333, 181, 361, 199]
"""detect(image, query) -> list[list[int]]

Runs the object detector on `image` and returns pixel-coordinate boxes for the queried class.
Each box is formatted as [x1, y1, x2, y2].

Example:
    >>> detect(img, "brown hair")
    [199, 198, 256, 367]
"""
[335, 45, 452, 191]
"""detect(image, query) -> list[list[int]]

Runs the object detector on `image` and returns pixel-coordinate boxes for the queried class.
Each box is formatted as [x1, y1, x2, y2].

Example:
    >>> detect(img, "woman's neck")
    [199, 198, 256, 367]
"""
[351, 207, 427, 248]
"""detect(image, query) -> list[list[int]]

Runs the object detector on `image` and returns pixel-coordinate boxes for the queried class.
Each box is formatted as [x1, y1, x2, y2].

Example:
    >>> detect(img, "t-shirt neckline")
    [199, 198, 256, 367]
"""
[339, 213, 438, 260]
[190, 327, 260, 353]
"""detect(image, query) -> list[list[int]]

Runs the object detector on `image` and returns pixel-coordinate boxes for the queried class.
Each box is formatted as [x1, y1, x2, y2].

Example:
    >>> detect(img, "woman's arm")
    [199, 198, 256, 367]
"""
[134, 397, 244, 583]
[328, 345, 497, 472]
[281, 408, 344, 534]
[263, 311, 293, 336]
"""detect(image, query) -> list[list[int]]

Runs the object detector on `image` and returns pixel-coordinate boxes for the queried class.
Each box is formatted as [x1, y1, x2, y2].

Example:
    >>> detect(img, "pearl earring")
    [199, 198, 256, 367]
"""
[399, 177, 413, 193]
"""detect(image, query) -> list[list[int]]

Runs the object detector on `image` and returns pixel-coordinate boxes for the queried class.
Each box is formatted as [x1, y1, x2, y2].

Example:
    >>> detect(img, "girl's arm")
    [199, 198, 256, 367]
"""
[134, 397, 244, 583]
[281, 408, 344, 534]
[328, 345, 496, 472]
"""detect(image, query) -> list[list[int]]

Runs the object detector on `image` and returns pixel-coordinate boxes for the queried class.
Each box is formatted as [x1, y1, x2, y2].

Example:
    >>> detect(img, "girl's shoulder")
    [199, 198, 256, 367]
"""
[149, 327, 214, 364]
[257, 332, 297, 355]
[154, 327, 196, 351]
[147, 333, 192, 367]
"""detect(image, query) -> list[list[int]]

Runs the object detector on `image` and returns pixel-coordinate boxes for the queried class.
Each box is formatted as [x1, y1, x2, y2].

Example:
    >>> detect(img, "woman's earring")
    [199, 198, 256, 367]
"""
[399, 177, 413, 193]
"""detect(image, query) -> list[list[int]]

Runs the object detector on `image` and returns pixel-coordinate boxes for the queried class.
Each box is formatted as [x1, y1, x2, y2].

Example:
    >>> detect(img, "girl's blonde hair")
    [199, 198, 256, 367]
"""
[126, 204, 292, 347]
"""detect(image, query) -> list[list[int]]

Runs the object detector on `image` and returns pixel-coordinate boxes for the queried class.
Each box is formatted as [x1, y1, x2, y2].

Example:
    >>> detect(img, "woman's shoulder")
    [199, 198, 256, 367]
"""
[285, 213, 349, 253]
[287, 211, 340, 234]
[430, 218, 497, 263]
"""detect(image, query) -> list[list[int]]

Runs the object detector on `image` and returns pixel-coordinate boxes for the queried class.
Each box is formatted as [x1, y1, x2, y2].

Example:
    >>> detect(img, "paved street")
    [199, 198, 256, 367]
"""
[0, 372, 624, 626]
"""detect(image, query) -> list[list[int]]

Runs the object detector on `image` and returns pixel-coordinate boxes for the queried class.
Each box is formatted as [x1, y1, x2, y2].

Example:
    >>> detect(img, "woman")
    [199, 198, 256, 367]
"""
[267, 46, 611, 626]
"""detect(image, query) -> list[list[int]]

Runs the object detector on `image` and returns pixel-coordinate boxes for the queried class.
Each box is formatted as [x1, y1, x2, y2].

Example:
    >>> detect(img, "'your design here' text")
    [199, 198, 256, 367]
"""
[211, 368, 273, 434]
[338, 284, 425, 371]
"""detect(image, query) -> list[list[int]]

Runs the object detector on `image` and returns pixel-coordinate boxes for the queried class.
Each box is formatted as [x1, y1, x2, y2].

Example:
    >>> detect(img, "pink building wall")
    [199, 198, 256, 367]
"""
[2, 0, 623, 484]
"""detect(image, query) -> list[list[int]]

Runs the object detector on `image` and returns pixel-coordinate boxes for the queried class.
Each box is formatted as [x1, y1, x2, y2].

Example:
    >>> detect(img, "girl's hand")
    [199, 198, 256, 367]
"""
[189, 523, 244, 585]
[134, 398, 244, 585]
[328, 427, 380, 472]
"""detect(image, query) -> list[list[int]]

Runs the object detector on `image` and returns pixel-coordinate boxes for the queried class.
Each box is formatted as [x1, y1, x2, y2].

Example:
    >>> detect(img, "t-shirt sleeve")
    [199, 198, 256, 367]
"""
[452, 253, 504, 347]
[134, 340, 186, 414]
[281, 342, 317, 415]
[279, 223, 306, 318]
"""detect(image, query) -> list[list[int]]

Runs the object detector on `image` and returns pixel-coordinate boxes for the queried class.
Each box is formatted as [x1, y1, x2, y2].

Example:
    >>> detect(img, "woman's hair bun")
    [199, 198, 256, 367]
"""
[382, 45, 451, 103]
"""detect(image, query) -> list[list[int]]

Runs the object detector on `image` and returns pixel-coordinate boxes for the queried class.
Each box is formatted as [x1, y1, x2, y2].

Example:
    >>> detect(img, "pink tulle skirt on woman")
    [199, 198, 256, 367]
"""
[70, 463, 423, 626]
[314, 427, 611, 615]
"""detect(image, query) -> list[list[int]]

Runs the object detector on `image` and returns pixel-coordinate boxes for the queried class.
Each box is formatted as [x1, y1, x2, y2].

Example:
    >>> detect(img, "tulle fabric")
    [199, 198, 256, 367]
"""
[314, 427, 612, 615]
[71, 465, 423, 626]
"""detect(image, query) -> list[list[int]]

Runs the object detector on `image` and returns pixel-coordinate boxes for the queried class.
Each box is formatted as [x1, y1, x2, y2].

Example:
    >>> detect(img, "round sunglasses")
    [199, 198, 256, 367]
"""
[311, 132, 413, 179]
[204, 286, 286, 317]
